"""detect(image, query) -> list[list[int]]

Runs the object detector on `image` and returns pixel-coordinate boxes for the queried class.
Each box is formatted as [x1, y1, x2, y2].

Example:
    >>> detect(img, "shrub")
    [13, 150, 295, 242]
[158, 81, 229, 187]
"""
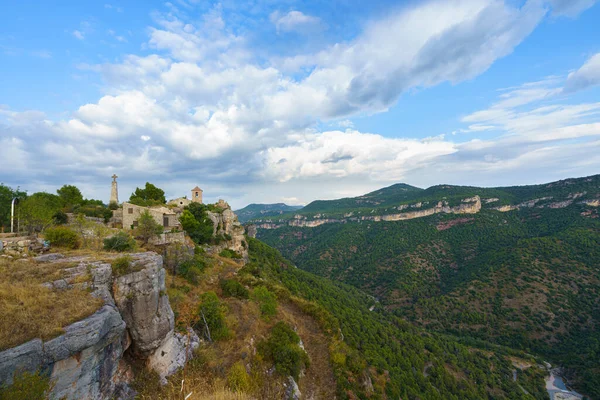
[227, 361, 250, 392]
[103, 232, 136, 252]
[0, 370, 53, 400]
[111, 256, 133, 276]
[219, 248, 242, 259]
[251, 286, 277, 319]
[196, 291, 230, 341]
[258, 321, 310, 380]
[178, 253, 207, 285]
[220, 279, 249, 299]
[52, 210, 68, 225]
[44, 226, 80, 249]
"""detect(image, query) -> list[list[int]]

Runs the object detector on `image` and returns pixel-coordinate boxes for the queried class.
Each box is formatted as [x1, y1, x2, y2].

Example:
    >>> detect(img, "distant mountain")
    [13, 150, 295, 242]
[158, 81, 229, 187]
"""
[234, 203, 303, 223]
[256, 174, 600, 397]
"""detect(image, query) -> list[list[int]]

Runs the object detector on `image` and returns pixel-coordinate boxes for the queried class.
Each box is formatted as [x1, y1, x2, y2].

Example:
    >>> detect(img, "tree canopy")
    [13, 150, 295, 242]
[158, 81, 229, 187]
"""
[129, 182, 166, 207]
[56, 185, 84, 210]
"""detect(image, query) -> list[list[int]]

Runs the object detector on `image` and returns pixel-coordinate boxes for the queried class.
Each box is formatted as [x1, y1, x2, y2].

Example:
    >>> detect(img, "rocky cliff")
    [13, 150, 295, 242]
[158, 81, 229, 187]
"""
[0, 252, 198, 399]
[207, 202, 248, 257]
[255, 196, 482, 230]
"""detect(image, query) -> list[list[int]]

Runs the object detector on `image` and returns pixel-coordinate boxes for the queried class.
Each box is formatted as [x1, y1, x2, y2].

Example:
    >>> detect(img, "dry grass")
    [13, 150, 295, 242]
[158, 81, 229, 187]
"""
[0, 257, 103, 350]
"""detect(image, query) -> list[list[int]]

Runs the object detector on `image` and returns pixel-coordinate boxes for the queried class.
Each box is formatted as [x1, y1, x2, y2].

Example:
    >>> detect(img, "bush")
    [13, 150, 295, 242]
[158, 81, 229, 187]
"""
[0, 370, 53, 400]
[219, 248, 242, 259]
[178, 253, 207, 285]
[44, 226, 80, 249]
[111, 256, 133, 276]
[227, 361, 250, 392]
[52, 210, 68, 225]
[220, 279, 249, 299]
[103, 232, 136, 252]
[196, 292, 230, 341]
[251, 286, 277, 319]
[258, 321, 310, 380]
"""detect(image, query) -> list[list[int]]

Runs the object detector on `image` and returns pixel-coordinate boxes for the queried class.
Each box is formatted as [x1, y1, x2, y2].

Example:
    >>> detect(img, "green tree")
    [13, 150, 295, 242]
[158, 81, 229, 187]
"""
[134, 210, 164, 244]
[19, 192, 62, 233]
[129, 182, 166, 206]
[56, 184, 83, 210]
[196, 291, 229, 341]
[179, 204, 214, 244]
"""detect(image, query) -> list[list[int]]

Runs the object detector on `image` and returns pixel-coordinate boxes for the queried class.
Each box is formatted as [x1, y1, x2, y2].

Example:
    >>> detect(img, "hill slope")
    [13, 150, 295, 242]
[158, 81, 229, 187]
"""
[255, 174, 600, 397]
[234, 203, 303, 223]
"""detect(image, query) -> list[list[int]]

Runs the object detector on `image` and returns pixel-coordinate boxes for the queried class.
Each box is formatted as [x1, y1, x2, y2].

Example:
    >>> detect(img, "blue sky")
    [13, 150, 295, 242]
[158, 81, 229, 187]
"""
[1, 0, 600, 208]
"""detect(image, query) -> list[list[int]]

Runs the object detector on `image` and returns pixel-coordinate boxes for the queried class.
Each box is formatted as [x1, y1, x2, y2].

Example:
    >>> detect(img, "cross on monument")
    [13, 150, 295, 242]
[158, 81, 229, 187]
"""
[112, 174, 118, 182]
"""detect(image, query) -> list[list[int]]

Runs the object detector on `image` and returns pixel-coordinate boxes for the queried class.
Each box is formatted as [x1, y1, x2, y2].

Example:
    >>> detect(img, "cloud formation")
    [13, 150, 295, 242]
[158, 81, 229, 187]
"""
[270, 11, 322, 34]
[2, 0, 600, 207]
[565, 53, 600, 92]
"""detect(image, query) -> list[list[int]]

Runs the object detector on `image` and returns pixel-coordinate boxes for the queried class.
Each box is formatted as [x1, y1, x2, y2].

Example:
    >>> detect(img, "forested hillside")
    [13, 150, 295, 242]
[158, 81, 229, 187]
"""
[234, 203, 303, 223]
[243, 238, 548, 399]
[256, 175, 600, 398]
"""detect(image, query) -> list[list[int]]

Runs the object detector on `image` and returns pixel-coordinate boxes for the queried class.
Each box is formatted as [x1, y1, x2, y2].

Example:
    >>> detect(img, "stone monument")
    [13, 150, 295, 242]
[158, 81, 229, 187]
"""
[110, 174, 119, 205]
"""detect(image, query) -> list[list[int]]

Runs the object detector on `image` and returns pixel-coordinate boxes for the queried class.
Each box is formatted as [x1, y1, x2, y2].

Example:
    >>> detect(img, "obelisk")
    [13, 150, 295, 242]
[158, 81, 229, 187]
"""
[110, 174, 119, 205]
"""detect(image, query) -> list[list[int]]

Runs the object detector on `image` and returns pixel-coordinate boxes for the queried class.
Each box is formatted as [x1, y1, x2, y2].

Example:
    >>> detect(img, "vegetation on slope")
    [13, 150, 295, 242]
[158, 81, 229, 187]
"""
[257, 175, 600, 397]
[234, 203, 303, 223]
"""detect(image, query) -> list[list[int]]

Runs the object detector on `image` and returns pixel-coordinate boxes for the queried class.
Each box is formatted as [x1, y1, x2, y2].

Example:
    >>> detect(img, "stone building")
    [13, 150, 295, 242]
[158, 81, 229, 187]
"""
[122, 202, 179, 230]
[167, 197, 191, 207]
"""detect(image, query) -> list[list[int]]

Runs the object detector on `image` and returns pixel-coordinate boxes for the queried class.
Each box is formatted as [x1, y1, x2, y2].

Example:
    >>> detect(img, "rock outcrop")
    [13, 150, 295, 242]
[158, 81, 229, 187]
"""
[113, 253, 174, 356]
[255, 196, 482, 230]
[207, 205, 248, 257]
[0, 252, 197, 399]
[0, 306, 128, 400]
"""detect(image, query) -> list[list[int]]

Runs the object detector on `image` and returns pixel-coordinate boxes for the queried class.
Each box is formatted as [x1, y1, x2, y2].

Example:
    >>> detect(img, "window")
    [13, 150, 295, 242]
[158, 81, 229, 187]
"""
[128, 208, 133, 214]
[163, 216, 169, 227]
[132, 220, 138, 227]
[195, 192, 199, 197]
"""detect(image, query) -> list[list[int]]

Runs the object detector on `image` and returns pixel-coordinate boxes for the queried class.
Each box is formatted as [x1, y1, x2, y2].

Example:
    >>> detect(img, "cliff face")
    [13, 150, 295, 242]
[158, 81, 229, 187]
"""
[207, 207, 248, 257]
[255, 196, 482, 230]
[0, 252, 196, 399]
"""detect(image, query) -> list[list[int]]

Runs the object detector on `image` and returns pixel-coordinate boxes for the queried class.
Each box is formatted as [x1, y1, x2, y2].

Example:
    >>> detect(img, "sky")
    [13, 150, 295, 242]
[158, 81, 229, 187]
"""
[1, 0, 600, 209]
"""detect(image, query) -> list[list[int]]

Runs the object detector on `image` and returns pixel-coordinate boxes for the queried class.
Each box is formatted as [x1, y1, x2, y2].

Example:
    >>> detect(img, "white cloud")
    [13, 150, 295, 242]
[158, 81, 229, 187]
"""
[270, 11, 322, 34]
[73, 30, 85, 40]
[565, 53, 600, 92]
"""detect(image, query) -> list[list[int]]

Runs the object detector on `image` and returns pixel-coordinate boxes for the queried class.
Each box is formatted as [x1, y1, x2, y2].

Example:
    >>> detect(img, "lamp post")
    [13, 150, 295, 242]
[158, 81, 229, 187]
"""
[10, 197, 19, 234]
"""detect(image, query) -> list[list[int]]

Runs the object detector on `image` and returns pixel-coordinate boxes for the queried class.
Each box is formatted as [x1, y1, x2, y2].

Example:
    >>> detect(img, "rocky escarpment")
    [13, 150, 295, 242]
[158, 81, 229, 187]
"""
[0, 252, 198, 399]
[207, 201, 248, 257]
[255, 196, 482, 230]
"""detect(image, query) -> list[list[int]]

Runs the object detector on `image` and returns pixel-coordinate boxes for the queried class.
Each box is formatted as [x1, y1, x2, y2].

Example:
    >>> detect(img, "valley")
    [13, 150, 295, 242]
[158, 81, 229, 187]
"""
[254, 174, 600, 398]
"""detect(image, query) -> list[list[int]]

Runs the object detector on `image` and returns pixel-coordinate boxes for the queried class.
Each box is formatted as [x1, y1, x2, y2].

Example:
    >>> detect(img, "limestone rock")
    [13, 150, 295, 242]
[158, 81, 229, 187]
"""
[147, 328, 200, 383]
[113, 252, 174, 355]
[46, 305, 127, 400]
[0, 339, 44, 386]
[34, 253, 65, 262]
[285, 376, 301, 400]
